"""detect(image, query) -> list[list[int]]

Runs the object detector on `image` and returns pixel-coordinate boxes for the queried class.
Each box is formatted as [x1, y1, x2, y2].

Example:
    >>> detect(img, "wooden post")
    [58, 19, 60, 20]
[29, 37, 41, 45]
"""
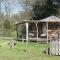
[47, 22, 48, 44]
[25, 22, 29, 45]
[35, 22, 38, 42]
[50, 36, 52, 56]
[47, 22, 48, 54]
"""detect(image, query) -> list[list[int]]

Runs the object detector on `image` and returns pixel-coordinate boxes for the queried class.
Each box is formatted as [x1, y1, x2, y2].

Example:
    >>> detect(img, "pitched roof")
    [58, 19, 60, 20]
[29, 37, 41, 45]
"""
[39, 16, 60, 22]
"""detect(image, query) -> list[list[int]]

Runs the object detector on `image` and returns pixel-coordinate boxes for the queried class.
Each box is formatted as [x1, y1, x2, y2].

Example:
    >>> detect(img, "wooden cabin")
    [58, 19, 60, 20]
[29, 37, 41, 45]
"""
[15, 16, 60, 43]
[15, 15, 60, 55]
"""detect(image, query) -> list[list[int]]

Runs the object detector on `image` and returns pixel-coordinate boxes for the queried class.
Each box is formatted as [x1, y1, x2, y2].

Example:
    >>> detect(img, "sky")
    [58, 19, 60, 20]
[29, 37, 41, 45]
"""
[1, 0, 23, 14]
[1, 0, 60, 15]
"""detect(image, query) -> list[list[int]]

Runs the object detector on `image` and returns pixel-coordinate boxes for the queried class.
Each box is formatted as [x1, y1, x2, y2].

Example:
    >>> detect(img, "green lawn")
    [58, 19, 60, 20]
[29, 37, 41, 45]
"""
[0, 40, 60, 60]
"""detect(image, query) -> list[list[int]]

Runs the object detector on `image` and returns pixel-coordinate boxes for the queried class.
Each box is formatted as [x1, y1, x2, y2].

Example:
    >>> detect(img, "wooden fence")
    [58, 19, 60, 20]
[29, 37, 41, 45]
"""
[50, 40, 60, 55]
[50, 36, 60, 55]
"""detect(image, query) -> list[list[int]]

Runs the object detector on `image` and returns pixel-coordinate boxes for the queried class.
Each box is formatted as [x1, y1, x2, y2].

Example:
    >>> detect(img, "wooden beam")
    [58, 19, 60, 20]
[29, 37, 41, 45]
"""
[47, 22, 48, 44]
[25, 22, 29, 45]
[46, 22, 48, 55]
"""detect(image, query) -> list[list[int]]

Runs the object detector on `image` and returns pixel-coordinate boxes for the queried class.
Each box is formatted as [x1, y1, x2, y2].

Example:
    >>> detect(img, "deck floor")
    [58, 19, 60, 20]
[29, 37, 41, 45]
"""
[17, 37, 47, 42]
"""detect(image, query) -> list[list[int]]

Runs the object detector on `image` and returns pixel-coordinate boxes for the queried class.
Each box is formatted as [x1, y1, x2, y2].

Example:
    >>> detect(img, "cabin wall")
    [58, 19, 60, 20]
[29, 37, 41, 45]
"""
[42, 23, 47, 34]
[48, 22, 60, 30]
[38, 23, 43, 37]
[29, 23, 37, 37]
[29, 22, 43, 38]
[17, 23, 26, 39]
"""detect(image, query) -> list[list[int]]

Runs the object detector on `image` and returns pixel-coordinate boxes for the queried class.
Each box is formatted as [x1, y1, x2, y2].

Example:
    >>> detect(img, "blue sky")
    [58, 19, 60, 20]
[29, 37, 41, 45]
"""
[1, 0, 23, 14]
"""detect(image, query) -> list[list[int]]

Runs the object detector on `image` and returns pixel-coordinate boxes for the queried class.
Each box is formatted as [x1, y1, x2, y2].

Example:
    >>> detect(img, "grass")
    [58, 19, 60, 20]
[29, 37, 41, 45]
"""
[0, 40, 60, 60]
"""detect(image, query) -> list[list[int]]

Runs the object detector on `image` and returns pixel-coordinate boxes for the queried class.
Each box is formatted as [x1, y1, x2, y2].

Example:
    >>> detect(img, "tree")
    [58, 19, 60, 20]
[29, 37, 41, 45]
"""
[45, 0, 58, 16]
[17, 0, 36, 20]
[32, 0, 59, 20]
[0, 0, 16, 36]
[18, 0, 59, 20]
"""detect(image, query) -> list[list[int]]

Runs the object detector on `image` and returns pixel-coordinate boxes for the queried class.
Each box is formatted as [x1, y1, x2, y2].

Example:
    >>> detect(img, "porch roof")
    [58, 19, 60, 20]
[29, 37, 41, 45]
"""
[39, 16, 60, 22]
[15, 20, 38, 25]
[15, 16, 60, 25]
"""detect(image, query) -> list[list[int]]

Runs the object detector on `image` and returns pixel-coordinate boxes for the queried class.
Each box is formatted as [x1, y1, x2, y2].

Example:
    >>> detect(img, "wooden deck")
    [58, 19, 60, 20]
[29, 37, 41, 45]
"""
[29, 38, 47, 41]
[16, 37, 47, 42]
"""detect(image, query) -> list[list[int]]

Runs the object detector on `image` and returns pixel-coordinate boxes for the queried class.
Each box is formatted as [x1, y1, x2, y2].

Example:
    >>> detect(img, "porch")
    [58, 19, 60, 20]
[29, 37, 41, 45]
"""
[15, 20, 43, 42]
[15, 16, 60, 43]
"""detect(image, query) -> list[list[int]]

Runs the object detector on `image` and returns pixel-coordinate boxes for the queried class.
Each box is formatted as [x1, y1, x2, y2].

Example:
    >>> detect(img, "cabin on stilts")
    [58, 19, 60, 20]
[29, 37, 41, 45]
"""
[15, 15, 60, 55]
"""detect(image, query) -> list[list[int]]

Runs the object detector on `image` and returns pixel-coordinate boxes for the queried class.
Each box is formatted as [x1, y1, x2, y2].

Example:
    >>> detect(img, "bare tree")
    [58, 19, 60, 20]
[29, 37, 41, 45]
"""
[17, 0, 46, 20]
[1, 0, 14, 37]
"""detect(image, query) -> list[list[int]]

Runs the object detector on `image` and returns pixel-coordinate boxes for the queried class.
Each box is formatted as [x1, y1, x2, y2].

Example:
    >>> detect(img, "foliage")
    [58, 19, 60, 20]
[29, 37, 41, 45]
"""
[18, 0, 59, 20]
[32, 0, 59, 20]
[11, 31, 17, 38]
[45, 0, 58, 15]
[3, 20, 10, 30]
